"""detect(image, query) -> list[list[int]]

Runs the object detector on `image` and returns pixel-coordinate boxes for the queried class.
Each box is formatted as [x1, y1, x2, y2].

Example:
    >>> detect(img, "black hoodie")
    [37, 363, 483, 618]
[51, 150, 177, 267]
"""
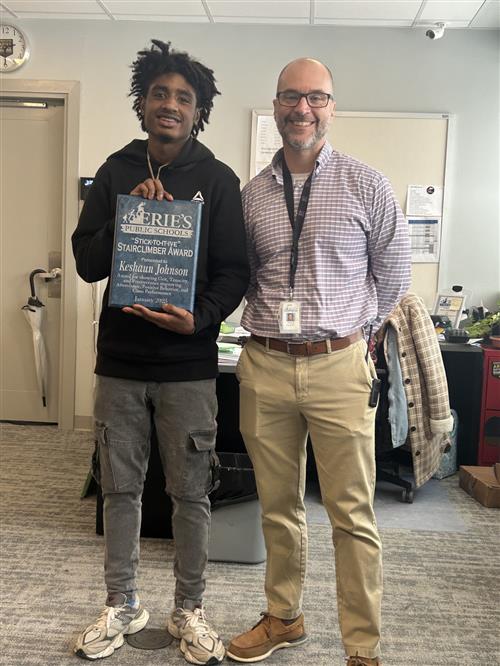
[72, 138, 249, 382]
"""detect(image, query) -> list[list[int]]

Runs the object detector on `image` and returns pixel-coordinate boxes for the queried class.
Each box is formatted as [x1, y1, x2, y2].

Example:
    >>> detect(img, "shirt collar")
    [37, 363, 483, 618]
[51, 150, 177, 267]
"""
[271, 141, 333, 183]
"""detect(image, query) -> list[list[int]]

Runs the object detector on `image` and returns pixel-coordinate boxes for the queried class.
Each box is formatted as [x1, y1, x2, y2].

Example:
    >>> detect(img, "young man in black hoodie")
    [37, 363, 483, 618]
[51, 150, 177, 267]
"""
[72, 40, 249, 664]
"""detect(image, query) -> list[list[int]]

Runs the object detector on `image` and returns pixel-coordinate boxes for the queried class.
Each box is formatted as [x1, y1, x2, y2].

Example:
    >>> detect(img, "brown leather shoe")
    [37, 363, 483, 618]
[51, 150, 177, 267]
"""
[347, 657, 382, 665]
[226, 613, 307, 662]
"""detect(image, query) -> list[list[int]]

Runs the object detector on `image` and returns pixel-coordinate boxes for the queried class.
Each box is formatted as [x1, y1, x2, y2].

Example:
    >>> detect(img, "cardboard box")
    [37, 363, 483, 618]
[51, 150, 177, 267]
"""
[459, 466, 500, 508]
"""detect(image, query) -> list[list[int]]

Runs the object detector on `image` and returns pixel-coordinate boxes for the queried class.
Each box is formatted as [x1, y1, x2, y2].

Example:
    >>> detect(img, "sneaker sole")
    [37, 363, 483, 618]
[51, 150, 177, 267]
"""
[226, 634, 308, 663]
[180, 638, 225, 665]
[75, 608, 149, 660]
[167, 618, 225, 665]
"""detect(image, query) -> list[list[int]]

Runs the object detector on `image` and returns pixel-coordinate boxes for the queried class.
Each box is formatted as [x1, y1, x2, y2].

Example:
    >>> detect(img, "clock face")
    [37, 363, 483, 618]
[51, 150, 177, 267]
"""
[0, 25, 30, 72]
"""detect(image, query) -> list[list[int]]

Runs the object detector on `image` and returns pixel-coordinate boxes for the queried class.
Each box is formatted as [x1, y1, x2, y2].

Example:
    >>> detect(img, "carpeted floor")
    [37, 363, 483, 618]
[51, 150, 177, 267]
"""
[0, 423, 499, 666]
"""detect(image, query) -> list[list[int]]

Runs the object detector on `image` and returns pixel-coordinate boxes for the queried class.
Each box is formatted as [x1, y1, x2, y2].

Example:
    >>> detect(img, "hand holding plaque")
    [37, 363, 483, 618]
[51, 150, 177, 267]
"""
[123, 303, 195, 335]
[130, 178, 174, 202]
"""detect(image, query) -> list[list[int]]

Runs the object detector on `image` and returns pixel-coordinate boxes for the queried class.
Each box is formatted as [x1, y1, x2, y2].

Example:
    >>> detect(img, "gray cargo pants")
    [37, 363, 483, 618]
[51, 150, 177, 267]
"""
[93, 375, 218, 608]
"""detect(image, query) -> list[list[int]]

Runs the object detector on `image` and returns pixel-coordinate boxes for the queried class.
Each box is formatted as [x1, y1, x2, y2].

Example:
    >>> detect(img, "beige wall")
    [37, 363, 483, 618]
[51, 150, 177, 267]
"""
[4, 20, 499, 421]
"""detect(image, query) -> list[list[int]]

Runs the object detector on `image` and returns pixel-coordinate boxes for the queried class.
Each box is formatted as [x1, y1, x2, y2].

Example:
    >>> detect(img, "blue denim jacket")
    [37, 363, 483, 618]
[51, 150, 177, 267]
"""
[385, 325, 408, 448]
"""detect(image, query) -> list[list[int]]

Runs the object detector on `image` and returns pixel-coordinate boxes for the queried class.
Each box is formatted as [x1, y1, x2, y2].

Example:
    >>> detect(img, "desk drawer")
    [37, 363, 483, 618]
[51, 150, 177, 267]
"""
[485, 357, 500, 410]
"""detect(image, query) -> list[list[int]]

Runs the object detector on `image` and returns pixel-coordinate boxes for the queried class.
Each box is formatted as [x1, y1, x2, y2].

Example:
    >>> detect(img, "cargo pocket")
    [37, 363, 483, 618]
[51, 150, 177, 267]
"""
[179, 430, 217, 499]
[95, 421, 147, 494]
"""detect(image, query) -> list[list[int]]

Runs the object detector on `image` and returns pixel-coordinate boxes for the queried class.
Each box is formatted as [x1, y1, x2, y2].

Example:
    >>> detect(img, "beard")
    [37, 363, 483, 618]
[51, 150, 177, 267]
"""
[276, 112, 330, 151]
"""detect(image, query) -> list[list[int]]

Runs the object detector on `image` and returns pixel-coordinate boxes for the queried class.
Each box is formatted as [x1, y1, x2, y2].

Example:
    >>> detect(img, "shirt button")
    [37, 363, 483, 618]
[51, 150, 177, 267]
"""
[410, 426, 417, 432]
[405, 378, 411, 384]
[415, 450, 421, 456]
[408, 402, 414, 407]
[401, 352, 407, 357]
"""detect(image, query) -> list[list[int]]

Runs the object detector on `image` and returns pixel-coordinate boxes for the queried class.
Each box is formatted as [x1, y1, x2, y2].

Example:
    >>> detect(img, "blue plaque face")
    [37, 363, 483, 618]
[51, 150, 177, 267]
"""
[108, 194, 202, 312]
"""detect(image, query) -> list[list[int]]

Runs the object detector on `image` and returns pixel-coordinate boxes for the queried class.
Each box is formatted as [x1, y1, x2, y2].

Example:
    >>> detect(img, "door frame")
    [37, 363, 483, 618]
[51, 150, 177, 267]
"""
[1, 79, 80, 430]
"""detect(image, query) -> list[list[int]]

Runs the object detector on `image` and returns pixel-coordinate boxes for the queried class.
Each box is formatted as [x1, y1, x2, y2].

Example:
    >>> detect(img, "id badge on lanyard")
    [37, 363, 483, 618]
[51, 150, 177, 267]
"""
[278, 299, 302, 334]
[277, 153, 313, 336]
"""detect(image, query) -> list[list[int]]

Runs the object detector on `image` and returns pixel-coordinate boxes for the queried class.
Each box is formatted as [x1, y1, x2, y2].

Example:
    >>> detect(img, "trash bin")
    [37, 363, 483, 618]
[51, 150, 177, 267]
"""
[208, 452, 266, 564]
[209, 452, 258, 507]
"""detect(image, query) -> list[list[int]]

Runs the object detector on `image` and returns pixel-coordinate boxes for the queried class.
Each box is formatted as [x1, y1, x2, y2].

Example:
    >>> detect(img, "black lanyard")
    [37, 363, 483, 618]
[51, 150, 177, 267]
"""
[281, 151, 313, 294]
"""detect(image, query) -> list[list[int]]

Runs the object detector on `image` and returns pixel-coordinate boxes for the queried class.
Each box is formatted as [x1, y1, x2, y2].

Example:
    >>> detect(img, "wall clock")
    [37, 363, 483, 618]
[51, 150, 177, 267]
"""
[0, 25, 30, 72]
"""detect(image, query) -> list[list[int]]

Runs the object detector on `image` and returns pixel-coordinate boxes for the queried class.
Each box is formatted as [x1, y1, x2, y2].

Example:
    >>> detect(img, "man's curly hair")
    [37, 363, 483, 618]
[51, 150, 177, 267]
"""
[129, 39, 220, 138]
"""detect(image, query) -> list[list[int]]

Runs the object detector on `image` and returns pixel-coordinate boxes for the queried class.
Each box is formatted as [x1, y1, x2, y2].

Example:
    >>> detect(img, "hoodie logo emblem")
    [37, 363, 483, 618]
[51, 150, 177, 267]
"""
[192, 191, 204, 203]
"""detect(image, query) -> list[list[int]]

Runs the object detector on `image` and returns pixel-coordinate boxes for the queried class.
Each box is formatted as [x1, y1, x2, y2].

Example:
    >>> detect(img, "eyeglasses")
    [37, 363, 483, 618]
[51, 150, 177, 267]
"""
[276, 91, 334, 108]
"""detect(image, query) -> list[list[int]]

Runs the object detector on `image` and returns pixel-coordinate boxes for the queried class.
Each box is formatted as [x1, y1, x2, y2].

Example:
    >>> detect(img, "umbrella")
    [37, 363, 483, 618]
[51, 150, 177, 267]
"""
[22, 269, 49, 407]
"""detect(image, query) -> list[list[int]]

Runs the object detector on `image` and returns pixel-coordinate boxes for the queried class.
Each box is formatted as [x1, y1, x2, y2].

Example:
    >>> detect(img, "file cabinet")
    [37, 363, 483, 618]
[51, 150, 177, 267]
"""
[478, 345, 500, 465]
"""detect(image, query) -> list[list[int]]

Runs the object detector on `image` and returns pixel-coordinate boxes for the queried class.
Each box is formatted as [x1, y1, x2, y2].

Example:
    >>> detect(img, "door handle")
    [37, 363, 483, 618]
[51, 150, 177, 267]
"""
[42, 267, 62, 280]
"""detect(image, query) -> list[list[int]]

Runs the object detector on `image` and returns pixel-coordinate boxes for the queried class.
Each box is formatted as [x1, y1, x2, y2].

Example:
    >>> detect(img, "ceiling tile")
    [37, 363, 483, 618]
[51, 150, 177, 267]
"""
[9, 13, 108, 18]
[105, 1, 206, 16]
[2, 0, 103, 13]
[315, 17, 414, 26]
[1, 0, 496, 28]
[315, 0, 422, 20]
[115, 13, 209, 21]
[469, 0, 500, 28]
[214, 16, 309, 23]
[207, 1, 309, 19]
[414, 19, 472, 28]
[420, 0, 485, 22]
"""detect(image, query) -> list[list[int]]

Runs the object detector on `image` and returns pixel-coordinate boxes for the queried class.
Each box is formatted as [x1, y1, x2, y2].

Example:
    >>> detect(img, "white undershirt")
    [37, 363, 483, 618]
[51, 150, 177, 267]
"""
[291, 172, 311, 188]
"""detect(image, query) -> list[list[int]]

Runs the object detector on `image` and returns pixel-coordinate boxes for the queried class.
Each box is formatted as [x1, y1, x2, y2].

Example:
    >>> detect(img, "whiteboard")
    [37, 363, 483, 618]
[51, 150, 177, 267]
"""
[249, 110, 452, 309]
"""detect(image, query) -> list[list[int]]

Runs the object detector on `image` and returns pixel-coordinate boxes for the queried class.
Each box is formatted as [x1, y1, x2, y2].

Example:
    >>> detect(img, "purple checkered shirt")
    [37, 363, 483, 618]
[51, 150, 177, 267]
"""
[240, 142, 411, 339]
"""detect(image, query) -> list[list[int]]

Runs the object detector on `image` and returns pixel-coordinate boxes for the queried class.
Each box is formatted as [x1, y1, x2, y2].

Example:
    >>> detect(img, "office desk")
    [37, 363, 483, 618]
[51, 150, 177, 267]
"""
[439, 342, 483, 465]
[216, 366, 244, 453]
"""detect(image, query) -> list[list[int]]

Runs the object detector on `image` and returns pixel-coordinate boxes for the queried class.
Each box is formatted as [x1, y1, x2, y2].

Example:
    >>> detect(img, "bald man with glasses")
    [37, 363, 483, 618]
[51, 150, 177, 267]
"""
[226, 58, 411, 666]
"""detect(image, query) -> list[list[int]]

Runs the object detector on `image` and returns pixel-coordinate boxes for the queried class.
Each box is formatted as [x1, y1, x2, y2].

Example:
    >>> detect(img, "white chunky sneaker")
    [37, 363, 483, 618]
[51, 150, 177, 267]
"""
[167, 606, 225, 665]
[74, 595, 149, 660]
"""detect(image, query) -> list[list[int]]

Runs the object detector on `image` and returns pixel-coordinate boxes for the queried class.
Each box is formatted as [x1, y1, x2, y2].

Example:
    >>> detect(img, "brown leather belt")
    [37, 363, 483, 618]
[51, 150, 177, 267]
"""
[251, 330, 363, 356]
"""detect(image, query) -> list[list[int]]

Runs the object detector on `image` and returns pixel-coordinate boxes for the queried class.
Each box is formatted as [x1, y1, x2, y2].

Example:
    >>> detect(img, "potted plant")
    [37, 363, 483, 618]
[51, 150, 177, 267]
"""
[463, 303, 500, 346]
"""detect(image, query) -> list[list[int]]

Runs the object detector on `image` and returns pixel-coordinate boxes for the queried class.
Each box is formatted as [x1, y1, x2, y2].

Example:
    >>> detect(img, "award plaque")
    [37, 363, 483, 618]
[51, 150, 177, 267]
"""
[109, 194, 202, 311]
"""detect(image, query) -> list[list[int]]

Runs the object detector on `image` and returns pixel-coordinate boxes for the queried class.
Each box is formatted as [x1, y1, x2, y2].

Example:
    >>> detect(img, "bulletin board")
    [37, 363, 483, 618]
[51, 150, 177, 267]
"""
[249, 111, 452, 309]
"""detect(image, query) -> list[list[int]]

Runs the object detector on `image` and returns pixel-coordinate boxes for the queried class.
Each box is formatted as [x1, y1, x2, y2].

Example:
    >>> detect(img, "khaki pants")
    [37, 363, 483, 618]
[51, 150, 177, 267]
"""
[237, 338, 382, 659]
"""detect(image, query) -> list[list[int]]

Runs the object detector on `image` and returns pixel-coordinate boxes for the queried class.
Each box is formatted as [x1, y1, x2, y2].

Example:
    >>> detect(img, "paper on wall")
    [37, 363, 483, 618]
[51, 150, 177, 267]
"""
[254, 115, 282, 176]
[406, 184, 443, 217]
[407, 217, 441, 263]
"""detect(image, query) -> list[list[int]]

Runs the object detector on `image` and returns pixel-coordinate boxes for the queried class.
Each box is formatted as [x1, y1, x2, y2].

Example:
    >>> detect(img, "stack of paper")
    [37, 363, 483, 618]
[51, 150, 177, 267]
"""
[217, 341, 242, 366]
[217, 327, 249, 366]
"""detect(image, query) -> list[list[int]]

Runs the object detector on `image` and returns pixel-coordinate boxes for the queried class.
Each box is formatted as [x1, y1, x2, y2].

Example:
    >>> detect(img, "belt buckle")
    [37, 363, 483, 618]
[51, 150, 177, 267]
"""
[286, 341, 304, 356]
